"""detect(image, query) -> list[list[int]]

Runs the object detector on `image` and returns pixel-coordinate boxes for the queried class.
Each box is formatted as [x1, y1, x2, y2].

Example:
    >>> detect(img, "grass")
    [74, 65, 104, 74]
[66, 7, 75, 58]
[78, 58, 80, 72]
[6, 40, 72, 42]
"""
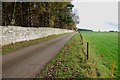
[2, 33, 70, 55]
[37, 32, 100, 79]
[81, 31, 118, 78]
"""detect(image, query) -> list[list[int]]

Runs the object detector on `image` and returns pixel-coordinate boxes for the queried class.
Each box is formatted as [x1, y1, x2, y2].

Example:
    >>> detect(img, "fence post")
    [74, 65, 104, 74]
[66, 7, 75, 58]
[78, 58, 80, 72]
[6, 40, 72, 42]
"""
[110, 62, 115, 80]
[79, 32, 83, 45]
[87, 42, 89, 60]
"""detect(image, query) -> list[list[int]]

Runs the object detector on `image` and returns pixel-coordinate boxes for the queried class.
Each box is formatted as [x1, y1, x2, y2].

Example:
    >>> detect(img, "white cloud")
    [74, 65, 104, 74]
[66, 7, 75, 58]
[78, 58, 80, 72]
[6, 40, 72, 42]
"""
[72, 1, 118, 31]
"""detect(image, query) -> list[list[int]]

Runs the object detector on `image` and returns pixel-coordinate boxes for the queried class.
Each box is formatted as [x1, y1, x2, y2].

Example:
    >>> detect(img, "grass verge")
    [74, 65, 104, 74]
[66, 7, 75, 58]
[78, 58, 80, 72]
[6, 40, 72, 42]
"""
[2, 33, 70, 55]
[37, 32, 99, 79]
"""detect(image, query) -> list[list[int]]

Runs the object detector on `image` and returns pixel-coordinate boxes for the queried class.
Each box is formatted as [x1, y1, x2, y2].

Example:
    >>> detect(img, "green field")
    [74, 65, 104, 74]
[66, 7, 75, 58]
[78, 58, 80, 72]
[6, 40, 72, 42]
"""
[81, 32, 118, 78]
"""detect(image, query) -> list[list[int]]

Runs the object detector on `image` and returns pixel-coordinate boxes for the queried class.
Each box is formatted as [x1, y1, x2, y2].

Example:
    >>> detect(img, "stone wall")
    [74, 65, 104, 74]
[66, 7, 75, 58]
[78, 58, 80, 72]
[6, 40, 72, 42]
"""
[1, 26, 74, 46]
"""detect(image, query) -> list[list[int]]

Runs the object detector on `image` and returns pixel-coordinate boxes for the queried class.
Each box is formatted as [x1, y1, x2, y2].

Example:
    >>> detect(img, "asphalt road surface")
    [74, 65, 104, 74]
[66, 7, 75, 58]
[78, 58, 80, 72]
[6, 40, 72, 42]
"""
[2, 32, 76, 78]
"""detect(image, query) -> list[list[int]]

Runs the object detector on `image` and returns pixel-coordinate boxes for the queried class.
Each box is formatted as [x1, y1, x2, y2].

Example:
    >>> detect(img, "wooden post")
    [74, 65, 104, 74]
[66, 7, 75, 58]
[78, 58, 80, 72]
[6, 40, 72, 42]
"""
[79, 33, 83, 45]
[87, 42, 89, 60]
[110, 62, 115, 80]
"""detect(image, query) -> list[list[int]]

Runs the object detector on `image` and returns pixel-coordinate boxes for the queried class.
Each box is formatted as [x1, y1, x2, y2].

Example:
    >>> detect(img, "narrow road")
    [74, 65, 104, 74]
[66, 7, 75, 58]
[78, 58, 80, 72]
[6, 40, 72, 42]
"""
[2, 32, 76, 78]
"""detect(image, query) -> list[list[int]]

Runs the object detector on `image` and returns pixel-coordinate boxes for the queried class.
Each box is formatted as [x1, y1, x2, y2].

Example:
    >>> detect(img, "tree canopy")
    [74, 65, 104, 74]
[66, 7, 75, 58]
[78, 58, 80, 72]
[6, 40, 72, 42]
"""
[2, 2, 79, 30]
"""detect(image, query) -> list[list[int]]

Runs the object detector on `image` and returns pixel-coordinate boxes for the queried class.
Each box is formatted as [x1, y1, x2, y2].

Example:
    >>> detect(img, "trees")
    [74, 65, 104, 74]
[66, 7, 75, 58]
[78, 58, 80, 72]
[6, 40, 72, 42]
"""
[2, 2, 79, 30]
[2, 2, 14, 26]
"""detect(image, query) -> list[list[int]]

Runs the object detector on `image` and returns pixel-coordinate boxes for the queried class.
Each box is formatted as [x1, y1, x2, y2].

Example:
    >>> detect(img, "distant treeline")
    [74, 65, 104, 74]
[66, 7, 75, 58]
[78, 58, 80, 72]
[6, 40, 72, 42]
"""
[2, 2, 79, 30]
[109, 30, 118, 32]
[77, 29, 93, 32]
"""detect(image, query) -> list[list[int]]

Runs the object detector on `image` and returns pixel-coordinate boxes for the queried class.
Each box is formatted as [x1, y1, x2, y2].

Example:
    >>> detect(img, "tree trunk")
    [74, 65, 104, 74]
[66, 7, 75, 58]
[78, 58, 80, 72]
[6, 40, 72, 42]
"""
[27, 3, 33, 27]
[20, 2, 23, 26]
[10, 2, 16, 26]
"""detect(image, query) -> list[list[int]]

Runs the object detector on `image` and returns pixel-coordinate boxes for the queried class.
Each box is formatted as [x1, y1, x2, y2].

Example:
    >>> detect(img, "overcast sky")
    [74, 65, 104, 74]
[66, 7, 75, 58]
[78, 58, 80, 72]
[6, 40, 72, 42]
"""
[72, 0, 119, 31]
